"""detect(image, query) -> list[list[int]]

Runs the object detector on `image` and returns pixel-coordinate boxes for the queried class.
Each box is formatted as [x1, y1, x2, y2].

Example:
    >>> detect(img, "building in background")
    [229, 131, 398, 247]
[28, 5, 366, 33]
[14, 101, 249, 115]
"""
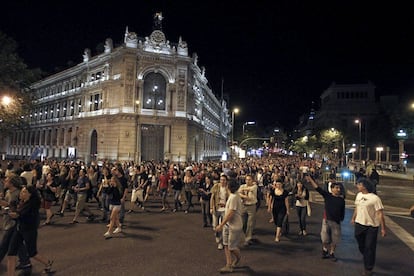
[6, 13, 231, 163]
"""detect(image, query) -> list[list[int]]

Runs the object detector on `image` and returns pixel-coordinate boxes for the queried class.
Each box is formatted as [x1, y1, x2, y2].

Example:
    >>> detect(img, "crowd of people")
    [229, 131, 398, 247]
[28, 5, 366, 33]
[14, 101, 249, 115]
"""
[0, 155, 387, 275]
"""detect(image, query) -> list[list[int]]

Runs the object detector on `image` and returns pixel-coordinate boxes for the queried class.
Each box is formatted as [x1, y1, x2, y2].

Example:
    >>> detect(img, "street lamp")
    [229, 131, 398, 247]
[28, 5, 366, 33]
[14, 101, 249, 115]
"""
[376, 147, 384, 163]
[1, 96, 12, 106]
[355, 119, 362, 160]
[231, 108, 239, 158]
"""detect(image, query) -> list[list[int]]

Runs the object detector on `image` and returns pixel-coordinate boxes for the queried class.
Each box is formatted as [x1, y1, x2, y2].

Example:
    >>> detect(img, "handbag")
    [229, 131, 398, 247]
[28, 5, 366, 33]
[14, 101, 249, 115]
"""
[306, 201, 312, 216]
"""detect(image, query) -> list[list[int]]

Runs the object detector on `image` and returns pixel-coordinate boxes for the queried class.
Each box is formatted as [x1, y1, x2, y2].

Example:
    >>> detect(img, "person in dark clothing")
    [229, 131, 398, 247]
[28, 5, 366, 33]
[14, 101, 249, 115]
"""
[306, 175, 345, 262]
[368, 169, 379, 194]
[0, 175, 31, 271]
[7, 185, 53, 275]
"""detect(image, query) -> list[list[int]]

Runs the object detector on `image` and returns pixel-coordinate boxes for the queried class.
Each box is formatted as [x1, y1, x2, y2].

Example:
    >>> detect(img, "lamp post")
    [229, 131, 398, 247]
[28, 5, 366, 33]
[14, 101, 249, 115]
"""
[231, 108, 239, 158]
[355, 119, 362, 160]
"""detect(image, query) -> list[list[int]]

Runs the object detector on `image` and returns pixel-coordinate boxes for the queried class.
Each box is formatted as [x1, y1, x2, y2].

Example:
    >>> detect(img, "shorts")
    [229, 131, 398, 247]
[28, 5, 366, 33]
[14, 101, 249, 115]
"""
[222, 224, 242, 251]
[64, 192, 76, 202]
[131, 189, 144, 202]
[320, 219, 341, 245]
[109, 204, 121, 211]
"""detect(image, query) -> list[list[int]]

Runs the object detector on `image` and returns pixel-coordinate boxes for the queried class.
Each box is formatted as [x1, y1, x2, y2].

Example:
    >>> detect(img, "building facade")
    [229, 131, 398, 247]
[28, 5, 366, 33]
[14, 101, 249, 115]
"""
[6, 15, 231, 163]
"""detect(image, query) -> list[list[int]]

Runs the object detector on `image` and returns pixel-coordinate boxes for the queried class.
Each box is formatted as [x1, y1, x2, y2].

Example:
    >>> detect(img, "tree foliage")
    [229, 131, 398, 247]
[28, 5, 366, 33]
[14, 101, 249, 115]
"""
[0, 31, 41, 134]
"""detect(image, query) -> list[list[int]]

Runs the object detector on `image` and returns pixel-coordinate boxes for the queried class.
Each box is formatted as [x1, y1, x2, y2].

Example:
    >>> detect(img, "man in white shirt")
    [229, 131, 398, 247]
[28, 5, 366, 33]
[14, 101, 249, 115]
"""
[215, 178, 243, 273]
[210, 174, 229, 250]
[351, 178, 386, 276]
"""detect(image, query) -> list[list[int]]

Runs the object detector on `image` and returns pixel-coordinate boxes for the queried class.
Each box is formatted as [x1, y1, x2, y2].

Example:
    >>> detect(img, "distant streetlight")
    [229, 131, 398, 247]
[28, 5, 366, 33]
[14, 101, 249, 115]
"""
[355, 119, 362, 160]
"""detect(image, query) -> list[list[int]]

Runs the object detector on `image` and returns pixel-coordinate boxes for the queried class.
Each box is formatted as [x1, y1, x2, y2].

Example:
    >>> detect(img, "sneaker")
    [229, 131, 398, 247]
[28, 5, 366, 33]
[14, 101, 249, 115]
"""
[322, 249, 329, 259]
[113, 227, 122, 234]
[185, 210, 188, 214]
[106, 223, 111, 227]
[104, 231, 112, 238]
[219, 265, 233, 273]
[329, 253, 337, 262]
[43, 260, 53, 274]
[218, 243, 224, 250]
[231, 255, 241, 268]
[298, 230, 303, 235]
[16, 263, 32, 270]
[302, 230, 307, 236]
[173, 209, 177, 212]
[215, 237, 220, 243]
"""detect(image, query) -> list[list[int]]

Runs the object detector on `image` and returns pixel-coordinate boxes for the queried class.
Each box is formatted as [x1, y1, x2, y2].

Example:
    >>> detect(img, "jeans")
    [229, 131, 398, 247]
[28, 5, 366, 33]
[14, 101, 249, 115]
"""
[173, 190, 182, 210]
[185, 191, 193, 211]
[200, 199, 212, 226]
[296, 206, 307, 231]
[101, 192, 111, 220]
[212, 210, 225, 244]
[355, 223, 379, 271]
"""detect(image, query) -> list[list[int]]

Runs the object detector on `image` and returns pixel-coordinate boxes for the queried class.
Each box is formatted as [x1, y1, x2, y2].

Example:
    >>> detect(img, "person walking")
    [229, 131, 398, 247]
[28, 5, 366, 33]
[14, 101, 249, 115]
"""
[238, 174, 258, 246]
[267, 179, 290, 242]
[7, 185, 53, 275]
[171, 169, 183, 212]
[306, 175, 345, 261]
[215, 178, 243, 273]
[199, 174, 213, 227]
[0, 175, 31, 271]
[210, 174, 230, 250]
[351, 178, 386, 275]
[104, 176, 123, 238]
[71, 168, 95, 223]
[293, 180, 309, 236]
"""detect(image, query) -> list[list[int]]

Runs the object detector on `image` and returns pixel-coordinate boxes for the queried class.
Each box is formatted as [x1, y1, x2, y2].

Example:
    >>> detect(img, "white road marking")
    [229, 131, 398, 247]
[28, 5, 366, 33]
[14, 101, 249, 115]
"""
[385, 216, 414, 252]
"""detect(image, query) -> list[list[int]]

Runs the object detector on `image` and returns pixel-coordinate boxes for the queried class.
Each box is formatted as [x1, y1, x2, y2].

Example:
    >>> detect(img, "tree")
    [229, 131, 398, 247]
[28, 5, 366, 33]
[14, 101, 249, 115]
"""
[320, 128, 343, 156]
[0, 31, 41, 134]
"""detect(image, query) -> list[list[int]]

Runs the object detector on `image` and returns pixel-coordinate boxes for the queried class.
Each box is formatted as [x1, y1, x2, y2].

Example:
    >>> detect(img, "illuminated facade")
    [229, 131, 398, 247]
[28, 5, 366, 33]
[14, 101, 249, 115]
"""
[7, 14, 231, 163]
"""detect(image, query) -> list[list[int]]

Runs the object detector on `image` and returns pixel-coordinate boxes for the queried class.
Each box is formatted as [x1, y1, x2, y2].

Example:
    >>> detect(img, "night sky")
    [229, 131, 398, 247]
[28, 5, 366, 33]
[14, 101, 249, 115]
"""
[2, 1, 414, 129]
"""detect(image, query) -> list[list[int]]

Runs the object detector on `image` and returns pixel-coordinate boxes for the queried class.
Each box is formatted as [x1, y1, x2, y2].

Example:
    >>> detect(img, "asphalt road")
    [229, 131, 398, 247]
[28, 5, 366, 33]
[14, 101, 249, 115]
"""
[0, 189, 413, 276]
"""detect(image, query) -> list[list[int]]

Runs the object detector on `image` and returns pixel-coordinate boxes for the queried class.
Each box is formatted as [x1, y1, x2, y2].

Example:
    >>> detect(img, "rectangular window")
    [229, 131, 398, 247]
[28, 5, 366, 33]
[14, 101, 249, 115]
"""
[70, 101, 74, 116]
[94, 94, 100, 110]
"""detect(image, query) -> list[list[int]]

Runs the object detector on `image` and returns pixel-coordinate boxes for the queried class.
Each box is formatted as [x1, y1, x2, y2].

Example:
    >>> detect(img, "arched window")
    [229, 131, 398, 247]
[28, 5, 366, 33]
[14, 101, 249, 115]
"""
[143, 72, 166, 110]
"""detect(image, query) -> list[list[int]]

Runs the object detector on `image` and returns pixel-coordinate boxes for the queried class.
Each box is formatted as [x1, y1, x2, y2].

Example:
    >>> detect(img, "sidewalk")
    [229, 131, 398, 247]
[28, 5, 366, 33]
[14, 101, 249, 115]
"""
[378, 168, 414, 181]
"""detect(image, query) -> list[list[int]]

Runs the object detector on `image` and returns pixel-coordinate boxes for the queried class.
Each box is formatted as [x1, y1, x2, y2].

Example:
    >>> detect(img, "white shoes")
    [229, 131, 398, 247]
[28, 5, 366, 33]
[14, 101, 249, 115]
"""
[302, 230, 307, 236]
[113, 227, 122, 234]
[218, 243, 224, 250]
[104, 231, 112, 238]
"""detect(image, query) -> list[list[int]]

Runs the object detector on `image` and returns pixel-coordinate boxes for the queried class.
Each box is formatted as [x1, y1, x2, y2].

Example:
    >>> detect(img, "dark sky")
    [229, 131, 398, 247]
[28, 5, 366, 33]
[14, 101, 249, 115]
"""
[2, 1, 414, 129]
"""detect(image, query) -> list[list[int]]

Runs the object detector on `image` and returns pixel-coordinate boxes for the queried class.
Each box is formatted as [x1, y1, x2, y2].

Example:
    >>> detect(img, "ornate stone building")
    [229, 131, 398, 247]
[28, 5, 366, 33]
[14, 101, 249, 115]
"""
[7, 14, 231, 163]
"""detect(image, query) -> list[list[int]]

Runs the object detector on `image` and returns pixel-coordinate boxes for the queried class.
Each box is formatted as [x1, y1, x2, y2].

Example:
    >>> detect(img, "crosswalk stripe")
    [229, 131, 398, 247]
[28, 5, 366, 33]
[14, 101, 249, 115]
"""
[385, 216, 414, 252]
